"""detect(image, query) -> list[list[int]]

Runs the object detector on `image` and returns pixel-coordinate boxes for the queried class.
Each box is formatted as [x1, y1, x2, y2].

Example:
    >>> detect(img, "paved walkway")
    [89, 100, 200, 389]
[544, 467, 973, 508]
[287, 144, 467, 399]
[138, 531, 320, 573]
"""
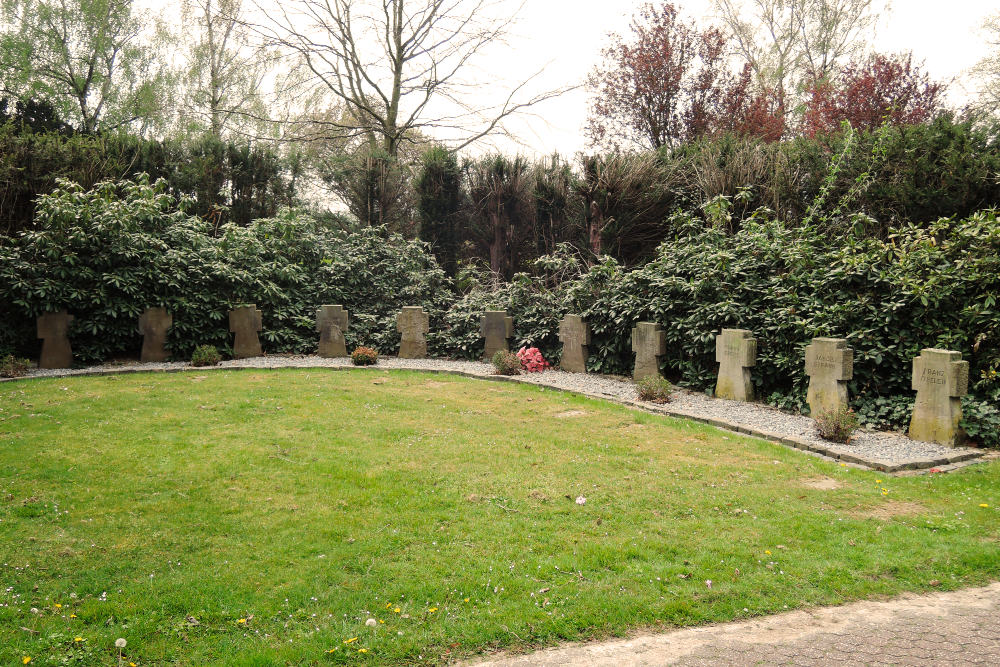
[469, 582, 1000, 666]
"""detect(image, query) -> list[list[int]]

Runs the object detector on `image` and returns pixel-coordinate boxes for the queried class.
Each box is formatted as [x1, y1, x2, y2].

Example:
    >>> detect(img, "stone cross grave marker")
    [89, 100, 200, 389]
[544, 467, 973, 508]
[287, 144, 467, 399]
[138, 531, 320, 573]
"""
[558, 314, 591, 373]
[715, 328, 757, 401]
[316, 305, 349, 358]
[631, 322, 666, 381]
[909, 348, 969, 447]
[37, 310, 74, 369]
[229, 305, 263, 359]
[480, 311, 513, 361]
[397, 306, 429, 359]
[804, 337, 853, 416]
[138, 307, 173, 363]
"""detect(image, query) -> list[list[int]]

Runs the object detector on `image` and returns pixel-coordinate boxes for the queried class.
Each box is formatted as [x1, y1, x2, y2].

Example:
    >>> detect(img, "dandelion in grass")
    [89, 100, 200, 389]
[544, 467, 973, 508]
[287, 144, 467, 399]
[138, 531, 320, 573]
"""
[359, 648, 369, 653]
[237, 618, 247, 625]
[22, 658, 31, 665]
[365, 618, 377, 627]
[428, 608, 438, 613]
[115, 638, 127, 667]
[980, 504, 989, 508]
[344, 637, 358, 644]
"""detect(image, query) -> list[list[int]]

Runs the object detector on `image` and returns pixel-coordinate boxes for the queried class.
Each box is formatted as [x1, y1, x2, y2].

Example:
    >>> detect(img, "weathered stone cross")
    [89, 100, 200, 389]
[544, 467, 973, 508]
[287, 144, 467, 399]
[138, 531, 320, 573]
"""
[804, 337, 853, 415]
[138, 307, 173, 362]
[316, 305, 349, 358]
[909, 348, 969, 447]
[480, 311, 513, 361]
[229, 305, 263, 359]
[631, 321, 665, 381]
[715, 328, 757, 401]
[558, 314, 591, 373]
[397, 306, 429, 359]
[37, 310, 74, 369]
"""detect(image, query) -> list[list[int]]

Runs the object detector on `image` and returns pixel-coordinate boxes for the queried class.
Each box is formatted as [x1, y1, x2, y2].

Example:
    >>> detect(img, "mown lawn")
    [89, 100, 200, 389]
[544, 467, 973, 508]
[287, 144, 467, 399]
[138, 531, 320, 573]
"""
[1, 369, 998, 666]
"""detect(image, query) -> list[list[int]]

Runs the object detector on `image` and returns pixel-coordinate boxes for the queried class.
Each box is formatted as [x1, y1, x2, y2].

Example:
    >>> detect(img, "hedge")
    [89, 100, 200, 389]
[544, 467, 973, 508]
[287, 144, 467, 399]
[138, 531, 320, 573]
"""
[1, 176, 998, 445]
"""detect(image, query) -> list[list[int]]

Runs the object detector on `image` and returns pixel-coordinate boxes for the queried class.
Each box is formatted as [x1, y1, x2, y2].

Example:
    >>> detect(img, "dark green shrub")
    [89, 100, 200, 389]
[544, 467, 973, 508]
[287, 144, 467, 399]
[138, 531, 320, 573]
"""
[351, 346, 378, 366]
[190, 345, 221, 367]
[0, 354, 30, 377]
[854, 395, 913, 431]
[491, 350, 520, 375]
[636, 376, 672, 403]
[815, 406, 860, 443]
[961, 398, 1000, 449]
[0, 176, 453, 364]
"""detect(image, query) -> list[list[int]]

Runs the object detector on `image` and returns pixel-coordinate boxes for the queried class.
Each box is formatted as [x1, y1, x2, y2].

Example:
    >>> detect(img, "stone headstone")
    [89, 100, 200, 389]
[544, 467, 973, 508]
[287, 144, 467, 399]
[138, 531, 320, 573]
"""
[397, 306, 429, 359]
[37, 310, 74, 369]
[631, 322, 666, 381]
[229, 305, 263, 359]
[316, 305, 349, 358]
[805, 337, 853, 416]
[558, 314, 591, 373]
[480, 311, 513, 361]
[138, 307, 173, 362]
[909, 348, 969, 447]
[715, 328, 757, 401]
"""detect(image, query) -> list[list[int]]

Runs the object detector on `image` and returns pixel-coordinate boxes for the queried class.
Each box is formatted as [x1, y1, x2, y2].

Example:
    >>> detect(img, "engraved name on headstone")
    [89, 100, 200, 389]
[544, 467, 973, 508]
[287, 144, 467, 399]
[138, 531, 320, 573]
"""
[397, 306, 429, 359]
[316, 305, 349, 358]
[558, 314, 591, 373]
[909, 348, 969, 447]
[229, 305, 263, 359]
[804, 337, 853, 416]
[631, 322, 666, 382]
[138, 307, 173, 362]
[480, 311, 513, 361]
[715, 328, 757, 401]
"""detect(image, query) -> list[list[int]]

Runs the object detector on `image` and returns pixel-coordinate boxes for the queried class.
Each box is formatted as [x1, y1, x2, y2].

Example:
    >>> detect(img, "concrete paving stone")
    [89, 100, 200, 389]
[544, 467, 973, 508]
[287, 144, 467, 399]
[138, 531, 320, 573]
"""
[469, 582, 1000, 667]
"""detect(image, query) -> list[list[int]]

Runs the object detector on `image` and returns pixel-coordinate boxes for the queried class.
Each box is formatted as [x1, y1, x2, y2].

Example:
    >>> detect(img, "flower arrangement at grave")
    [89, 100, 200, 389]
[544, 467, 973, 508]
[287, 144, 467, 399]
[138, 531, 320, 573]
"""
[517, 347, 549, 373]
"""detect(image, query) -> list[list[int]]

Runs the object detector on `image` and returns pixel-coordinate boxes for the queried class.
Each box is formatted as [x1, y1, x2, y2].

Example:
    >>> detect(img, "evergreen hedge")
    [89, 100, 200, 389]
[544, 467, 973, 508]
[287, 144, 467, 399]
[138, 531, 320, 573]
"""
[1, 176, 998, 445]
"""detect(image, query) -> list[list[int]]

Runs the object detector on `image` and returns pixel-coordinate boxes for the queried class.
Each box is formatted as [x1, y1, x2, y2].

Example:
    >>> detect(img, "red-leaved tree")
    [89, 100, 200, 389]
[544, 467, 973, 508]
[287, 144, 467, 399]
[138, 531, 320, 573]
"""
[586, 3, 733, 150]
[804, 52, 946, 137]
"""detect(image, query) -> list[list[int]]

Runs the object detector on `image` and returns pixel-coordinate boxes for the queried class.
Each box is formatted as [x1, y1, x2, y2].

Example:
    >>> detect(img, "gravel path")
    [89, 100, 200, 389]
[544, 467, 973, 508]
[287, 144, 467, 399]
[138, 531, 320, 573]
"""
[7, 354, 987, 473]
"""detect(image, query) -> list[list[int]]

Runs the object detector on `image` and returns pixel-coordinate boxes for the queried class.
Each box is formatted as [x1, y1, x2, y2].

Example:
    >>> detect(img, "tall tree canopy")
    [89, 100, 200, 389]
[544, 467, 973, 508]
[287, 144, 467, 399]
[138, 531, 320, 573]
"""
[803, 52, 944, 136]
[254, 0, 568, 158]
[586, 3, 733, 150]
[0, 0, 166, 133]
[713, 0, 882, 116]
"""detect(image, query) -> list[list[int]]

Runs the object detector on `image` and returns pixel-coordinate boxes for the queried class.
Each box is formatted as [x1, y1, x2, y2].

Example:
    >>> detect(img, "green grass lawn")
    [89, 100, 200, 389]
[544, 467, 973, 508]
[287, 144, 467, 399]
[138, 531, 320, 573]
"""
[1, 369, 998, 666]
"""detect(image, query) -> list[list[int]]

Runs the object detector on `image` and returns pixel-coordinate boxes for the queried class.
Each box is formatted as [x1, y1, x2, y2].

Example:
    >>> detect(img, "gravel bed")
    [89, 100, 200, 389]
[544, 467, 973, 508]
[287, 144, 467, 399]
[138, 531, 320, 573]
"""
[8, 355, 984, 472]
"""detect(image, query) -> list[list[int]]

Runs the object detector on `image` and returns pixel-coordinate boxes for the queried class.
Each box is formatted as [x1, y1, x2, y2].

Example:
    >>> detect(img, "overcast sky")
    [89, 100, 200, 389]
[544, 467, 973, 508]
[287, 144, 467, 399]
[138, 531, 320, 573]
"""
[473, 0, 996, 157]
[158, 0, 997, 156]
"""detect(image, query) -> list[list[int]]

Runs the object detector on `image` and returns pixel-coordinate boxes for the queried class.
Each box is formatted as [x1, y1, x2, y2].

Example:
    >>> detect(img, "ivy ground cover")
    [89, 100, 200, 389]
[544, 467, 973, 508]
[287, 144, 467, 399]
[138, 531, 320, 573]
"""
[1, 369, 998, 665]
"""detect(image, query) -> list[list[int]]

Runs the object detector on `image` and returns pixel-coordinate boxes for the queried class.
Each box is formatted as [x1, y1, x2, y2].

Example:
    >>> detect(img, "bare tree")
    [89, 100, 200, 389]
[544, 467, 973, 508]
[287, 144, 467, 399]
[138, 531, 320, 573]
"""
[713, 0, 883, 109]
[249, 0, 570, 157]
[971, 12, 1000, 117]
[181, 0, 273, 139]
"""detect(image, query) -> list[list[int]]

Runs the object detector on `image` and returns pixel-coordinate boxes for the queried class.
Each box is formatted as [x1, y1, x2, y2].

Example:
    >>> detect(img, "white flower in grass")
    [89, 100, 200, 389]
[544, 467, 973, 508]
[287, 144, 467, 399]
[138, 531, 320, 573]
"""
[575, 496, 586, 505]
[115, 638, 127, 649]
[365, 618, 377, 627]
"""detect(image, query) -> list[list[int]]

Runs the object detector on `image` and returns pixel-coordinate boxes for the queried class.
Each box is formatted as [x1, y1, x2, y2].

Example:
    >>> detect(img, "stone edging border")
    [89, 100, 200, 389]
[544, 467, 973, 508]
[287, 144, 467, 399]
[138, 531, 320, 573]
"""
[3, 363, 990, 475]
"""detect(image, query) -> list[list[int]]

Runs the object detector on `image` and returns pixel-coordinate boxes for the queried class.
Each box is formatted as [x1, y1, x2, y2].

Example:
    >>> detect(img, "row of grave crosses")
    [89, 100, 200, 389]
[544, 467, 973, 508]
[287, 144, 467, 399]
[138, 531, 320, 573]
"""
[34, 308, 970, 448]
[35, 304, 432, 367]
[492, 314, 970, 449]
